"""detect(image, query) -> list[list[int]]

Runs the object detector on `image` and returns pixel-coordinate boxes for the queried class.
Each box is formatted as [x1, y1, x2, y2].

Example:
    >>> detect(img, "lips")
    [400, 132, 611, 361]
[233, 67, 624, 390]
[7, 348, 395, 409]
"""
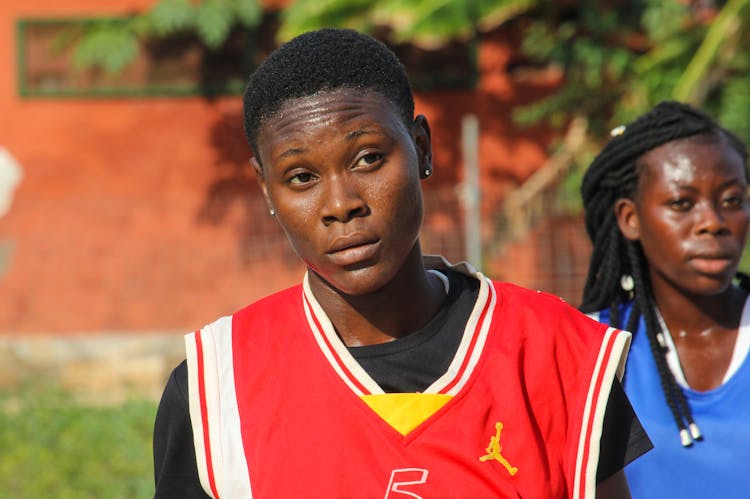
[326, 233, 381, 266]
[688, 253, 736, 275]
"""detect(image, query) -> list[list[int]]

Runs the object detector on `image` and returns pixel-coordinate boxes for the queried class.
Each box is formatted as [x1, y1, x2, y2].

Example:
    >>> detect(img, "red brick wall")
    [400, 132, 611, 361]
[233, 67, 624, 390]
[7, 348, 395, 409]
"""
[491, 215, 593, 308]
[0, 1, 562, 334]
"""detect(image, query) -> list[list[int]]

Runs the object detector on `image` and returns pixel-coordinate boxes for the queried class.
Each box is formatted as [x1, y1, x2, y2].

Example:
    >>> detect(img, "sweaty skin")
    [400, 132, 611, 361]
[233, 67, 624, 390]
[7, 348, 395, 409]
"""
[252, 88, 634, 498]
[615, 137, 750, 391]
[252, 89, 445, 347]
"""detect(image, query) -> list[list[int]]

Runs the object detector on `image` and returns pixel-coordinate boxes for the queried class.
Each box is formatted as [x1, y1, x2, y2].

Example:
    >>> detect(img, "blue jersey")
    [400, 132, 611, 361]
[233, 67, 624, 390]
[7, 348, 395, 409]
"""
[598, 303, 750, 499]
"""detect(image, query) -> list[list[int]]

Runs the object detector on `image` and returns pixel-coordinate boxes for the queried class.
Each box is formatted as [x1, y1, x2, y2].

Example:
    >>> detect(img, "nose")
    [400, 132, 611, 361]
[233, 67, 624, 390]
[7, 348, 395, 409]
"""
[695, 202, 728, 235]
[322, 173, 368, 224]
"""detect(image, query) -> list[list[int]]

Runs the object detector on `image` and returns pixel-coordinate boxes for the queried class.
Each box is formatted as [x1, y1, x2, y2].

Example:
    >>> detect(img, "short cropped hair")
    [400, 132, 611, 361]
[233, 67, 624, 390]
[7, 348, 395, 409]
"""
[242, 28, 415, 157]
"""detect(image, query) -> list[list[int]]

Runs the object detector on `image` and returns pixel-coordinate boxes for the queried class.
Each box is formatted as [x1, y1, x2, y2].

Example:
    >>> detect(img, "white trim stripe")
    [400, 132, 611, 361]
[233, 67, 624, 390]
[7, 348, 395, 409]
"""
[573, 327, 631, 499]
[726, 295, 750, 383]
[302, 274, 383, 395]
[185, 333, 212, 498]
[210, 316, 253, 498]
[429, 274, 494, 395]
[198, 327, 223, 497]
[448, 277, 496, 396]
[301, 265, 497, 399]
[186, 318, 254, 499]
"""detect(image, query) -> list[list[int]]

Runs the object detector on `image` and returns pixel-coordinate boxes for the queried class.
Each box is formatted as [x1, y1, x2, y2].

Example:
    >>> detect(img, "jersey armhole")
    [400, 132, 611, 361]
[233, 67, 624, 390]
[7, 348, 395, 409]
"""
[573, 327, 631, 499]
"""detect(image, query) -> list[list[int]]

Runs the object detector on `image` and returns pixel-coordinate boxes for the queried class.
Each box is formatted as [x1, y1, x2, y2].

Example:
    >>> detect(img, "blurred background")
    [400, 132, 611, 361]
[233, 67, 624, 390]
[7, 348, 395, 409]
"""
[2, 0, 749, 496]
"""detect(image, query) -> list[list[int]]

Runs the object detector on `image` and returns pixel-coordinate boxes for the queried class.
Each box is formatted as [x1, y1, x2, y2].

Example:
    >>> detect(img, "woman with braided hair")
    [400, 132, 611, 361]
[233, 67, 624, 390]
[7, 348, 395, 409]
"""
[581, 100, 750, 498]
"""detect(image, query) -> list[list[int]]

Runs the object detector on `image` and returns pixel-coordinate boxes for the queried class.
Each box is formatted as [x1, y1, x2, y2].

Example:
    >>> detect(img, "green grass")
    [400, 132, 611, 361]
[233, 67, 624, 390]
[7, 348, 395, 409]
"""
[0, 384, 156, 498]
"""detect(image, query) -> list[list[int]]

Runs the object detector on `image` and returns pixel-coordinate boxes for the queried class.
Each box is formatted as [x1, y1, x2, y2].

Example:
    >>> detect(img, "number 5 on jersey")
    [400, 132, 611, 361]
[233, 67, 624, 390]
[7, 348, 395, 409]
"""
[384, 468, 429, 498]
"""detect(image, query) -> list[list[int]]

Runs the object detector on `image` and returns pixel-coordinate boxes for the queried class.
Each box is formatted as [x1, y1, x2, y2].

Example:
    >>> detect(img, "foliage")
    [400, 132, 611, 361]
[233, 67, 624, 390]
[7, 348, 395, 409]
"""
[276, 1, 750, 158]
[68, 0, 262, 74]
[67, 0, 750, 141]
[511, 0, 750, 214]
[66, 0, 750, 212]
[279, 0, 750, 212]
[68, 0, 542, 58]
[70, 0, 750, 140]
[70, 20, 140, 74]
[278, 0, 540, 46]
[516, 0, 750, 143]
[276, 0, 750, 151]
[0, 384, 156, 498]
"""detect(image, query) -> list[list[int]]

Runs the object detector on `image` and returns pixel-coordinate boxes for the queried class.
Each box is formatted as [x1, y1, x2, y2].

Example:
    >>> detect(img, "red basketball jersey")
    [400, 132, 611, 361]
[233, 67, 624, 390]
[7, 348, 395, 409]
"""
[186, 261, 629, 498]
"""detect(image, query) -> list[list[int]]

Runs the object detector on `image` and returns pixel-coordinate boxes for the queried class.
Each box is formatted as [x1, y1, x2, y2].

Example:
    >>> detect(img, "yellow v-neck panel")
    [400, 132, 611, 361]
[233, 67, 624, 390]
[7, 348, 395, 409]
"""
[361, 393, 453, 435]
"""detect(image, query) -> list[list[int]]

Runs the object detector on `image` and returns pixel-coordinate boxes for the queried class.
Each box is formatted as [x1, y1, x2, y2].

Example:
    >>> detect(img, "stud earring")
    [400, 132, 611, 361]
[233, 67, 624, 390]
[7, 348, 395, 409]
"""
[620, 274, 634, 292]
[423, 168, 432, 177]
[620, 274, 634, 301]
[269, 208, 276, 216]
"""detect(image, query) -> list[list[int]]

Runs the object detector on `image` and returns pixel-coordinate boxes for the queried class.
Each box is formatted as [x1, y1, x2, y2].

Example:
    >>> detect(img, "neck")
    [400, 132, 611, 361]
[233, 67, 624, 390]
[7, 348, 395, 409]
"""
[308, 248, 448, 347]
[651, 282, 746, 337]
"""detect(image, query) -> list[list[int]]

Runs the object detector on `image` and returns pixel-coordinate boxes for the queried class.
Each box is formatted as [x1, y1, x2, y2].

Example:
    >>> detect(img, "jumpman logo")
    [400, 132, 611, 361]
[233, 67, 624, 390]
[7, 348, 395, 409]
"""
[479, 421, 518, 476]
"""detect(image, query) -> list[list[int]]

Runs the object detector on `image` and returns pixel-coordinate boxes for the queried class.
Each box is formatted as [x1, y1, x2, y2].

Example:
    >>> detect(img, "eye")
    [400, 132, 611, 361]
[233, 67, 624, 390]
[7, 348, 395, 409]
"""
[721, 193, 747, 209]
[288, 171, 317, 185]
[668, 198, 693, 211]
[355, 152, 384, 169]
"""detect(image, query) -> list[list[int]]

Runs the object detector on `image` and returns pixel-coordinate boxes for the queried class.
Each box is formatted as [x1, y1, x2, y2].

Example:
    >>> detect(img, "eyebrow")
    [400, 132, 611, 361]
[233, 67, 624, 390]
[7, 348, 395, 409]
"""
[346, 128, 383, 140]
[276, 128, 385, 159]
[718, 178, 744, 189]
[278, 147, 306, 159]
[670, 178, 745, 191]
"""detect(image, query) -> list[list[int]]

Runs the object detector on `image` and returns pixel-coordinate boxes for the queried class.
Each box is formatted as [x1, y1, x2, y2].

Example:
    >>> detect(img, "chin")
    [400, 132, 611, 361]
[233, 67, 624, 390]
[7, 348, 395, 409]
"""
[316, 267, 390, 297]
[337, 276, 391, 297]
[688, 278, 736, 297]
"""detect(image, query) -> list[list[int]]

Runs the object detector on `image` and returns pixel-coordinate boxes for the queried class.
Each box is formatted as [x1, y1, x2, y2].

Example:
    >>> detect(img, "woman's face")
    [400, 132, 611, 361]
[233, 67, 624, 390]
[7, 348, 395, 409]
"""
[252, 89, 431, 296]
[617, 136, 750, 298]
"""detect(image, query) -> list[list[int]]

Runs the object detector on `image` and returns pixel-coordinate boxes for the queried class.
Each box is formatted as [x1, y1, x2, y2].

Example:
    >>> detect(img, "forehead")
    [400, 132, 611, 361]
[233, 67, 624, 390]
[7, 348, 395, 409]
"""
[637, 136, 747, 187]
[261, 89, 403, 135]
[255, 89, 408, 162]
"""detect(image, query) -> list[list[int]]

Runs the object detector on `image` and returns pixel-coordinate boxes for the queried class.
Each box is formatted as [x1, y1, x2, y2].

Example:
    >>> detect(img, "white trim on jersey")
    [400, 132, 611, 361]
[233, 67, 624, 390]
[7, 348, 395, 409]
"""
[302, 275, 382, 395]
[184, 257, 630, 498]
[185, 335, 210, 496]
[186, 316, 253, 499]
[589, 298, 750, 389]
[659, 295, 750, 388]
[573, 326, 631, 499]
[301, 261, 496, 398]
[430, 273, 495, 395]
[726, 295, 750, 383]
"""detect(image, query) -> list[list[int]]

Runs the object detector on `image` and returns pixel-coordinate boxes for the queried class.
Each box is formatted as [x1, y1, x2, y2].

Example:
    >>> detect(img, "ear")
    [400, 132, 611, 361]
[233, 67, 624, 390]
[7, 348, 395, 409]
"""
[413, 115, 433, 179]
[614, 197, 640, 241]
[250, 156, 274, 214]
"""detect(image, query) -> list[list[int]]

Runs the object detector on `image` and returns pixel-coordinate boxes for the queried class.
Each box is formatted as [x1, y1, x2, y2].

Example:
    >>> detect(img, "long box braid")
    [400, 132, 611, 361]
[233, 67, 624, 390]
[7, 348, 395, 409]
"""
[580, 100, 750, 447]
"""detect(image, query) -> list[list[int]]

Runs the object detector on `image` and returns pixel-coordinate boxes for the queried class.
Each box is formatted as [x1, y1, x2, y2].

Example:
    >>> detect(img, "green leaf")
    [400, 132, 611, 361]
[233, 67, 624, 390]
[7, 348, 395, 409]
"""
[233, 0, 263, 28]
[477, 0, 539, 31]
[641, 0, 690, 43]
[377, 0, 475, 45]
[672, 0, 750, 102]
[149, 0, 196, 36]
[72, 23, 139, 74]
[196, 0, 234, 48]
[279, 0, 538, 47]
[278, 0, 375, 41]
[719, 76, 750, 142]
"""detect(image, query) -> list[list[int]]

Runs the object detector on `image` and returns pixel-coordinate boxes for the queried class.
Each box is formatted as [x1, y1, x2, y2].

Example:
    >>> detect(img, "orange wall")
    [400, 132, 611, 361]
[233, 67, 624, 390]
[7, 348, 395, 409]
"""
[0, 1, 558, 333]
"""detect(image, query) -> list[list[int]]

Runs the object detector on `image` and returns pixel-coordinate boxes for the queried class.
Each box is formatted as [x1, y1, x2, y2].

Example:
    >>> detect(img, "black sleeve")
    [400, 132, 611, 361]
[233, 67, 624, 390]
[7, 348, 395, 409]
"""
[153, 360, 211, 499]
[596, 377, 653, 483]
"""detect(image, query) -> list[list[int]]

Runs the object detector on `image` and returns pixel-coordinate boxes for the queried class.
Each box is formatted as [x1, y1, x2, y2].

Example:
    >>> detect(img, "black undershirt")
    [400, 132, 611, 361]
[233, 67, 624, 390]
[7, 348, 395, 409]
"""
[348, 269, 651, 482]
[153, 269, 651, 497]
[348, 269, 473, 393]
